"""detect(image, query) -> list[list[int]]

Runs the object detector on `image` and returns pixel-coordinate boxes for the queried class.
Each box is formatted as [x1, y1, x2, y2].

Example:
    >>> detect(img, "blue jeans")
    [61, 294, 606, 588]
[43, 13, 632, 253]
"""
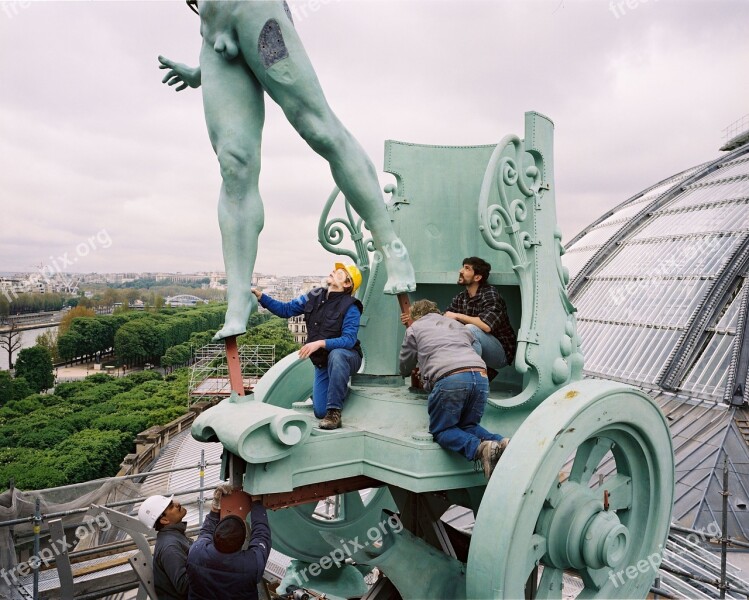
[428, 371, 503, 461]
[466, 325, 508, 370]
[312, 348, 362, 418]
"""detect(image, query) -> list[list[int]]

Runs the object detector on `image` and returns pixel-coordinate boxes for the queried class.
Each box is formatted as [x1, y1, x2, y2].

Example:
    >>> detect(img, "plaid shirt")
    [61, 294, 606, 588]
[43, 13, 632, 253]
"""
[447, 285, 517, 363]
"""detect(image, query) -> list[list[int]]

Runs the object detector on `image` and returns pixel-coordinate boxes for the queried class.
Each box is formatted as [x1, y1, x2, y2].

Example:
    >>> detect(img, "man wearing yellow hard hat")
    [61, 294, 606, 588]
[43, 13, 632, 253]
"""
[252, 262, 363, 429]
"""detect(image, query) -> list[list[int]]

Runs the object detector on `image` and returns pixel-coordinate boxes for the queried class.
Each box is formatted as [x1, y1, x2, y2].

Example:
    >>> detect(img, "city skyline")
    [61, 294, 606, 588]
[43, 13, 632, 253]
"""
[1, 1, 747, 276]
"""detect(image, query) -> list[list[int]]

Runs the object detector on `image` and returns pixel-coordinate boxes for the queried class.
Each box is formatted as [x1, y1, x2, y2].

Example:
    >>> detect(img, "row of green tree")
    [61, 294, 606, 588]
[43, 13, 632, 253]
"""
[112, 277, 210, 289]
[0, 370, 189, 490]
[0, 314, 301, 490]
[0, 293, 68, 317]
[56, 304, 227, 366]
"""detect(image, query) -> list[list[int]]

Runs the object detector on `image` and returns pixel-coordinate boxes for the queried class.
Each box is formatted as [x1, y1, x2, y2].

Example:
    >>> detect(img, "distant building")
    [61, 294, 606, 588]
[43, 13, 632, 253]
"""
[165, 294, 207, 307]
[288, 315, 307, 344]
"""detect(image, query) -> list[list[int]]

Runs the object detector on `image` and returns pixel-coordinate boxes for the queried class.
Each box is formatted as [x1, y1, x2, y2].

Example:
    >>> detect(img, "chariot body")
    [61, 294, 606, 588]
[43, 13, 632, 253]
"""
[193, 112, 675, 599]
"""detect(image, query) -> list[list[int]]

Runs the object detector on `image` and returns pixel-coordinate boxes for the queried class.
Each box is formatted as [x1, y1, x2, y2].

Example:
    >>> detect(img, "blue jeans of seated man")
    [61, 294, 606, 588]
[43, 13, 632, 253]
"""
[312, 347, 362, 419]
[428, 370, 504, 461]
[465, 324, 508, 370]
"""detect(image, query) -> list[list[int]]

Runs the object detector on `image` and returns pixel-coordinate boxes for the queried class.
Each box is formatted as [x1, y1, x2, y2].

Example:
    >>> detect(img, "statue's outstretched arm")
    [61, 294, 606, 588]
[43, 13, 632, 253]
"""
[158, 55, 201, 91]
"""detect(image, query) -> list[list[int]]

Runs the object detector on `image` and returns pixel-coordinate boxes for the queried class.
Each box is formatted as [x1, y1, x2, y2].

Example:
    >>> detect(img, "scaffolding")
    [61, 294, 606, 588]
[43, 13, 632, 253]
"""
[188, 343, 276, 405]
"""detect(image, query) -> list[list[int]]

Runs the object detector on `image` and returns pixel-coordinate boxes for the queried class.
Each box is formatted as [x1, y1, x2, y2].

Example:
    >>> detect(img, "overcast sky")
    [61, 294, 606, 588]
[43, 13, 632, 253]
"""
[1, 0, 747, 277]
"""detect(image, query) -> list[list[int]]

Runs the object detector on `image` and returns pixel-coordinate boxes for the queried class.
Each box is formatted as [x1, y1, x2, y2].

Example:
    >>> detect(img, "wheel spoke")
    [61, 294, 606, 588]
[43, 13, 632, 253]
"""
[569, 437, 613, 484]
[579, 566, 611, 594]
[601, 473, 633, 511]
[524, 534, 547, 576]
[342, 491, 366, 521]
[535, 566, 564, 599]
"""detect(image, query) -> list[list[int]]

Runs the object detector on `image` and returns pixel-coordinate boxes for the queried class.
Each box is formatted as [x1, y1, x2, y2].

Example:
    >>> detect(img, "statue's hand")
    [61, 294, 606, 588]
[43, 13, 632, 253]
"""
[158, 55, 201, 91]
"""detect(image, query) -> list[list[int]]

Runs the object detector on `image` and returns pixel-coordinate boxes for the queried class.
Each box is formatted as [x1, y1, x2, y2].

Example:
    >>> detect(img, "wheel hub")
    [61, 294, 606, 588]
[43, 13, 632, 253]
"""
[538, 480, 630, 571]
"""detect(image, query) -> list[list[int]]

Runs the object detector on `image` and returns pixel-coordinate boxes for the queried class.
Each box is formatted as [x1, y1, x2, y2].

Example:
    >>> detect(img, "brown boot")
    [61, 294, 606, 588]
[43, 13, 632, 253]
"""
[319, 409, 342, 430]
[475, 440, 501, 480]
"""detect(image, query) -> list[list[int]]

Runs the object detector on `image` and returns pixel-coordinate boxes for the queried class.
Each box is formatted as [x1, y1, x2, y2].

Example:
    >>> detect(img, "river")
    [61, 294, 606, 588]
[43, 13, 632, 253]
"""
[0, 325, 58, 371]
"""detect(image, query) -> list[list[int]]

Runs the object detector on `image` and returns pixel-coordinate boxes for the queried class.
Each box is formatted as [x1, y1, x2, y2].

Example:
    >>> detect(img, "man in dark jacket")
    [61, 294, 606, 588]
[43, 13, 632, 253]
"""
[186, 484, 271, 600]
[253, 262, 363, 429]
[138, 495, 191, 600]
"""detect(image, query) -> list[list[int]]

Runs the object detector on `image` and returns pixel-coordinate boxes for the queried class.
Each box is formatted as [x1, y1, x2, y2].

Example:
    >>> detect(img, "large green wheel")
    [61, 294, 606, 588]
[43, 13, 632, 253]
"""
[467, 379, 674, 599]
[268, 487, 397, 563]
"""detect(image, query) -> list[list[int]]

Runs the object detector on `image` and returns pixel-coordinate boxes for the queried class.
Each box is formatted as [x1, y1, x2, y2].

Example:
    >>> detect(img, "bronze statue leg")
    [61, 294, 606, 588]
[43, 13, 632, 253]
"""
[200, 40, 266, 340]
[233, 4, 416, 294]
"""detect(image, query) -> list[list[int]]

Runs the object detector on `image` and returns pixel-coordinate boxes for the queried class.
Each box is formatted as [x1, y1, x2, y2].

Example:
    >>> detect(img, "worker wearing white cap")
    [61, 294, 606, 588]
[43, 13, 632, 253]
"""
[253, 262, 364, 430]
[138, 495, 190, 600]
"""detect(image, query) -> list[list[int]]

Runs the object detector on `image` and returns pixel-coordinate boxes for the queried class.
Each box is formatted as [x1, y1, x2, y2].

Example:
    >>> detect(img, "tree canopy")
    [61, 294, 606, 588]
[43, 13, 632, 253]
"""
[14, 346, 54, 393]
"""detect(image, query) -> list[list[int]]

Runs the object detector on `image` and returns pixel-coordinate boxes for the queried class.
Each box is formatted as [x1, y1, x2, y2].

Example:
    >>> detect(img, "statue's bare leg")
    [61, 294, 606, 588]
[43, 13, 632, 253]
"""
[200, 41, 265, 340]
[231, 3, 416, 294]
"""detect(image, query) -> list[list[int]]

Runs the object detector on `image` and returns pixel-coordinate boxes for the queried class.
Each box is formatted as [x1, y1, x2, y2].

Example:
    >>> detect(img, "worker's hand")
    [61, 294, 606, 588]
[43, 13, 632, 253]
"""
[251, 288, 263, 300]
[158, 56, 201, 91]
[400, 312, 411, 326]
[299, 340, 325, 359]
[443, 311, 461, 321]
[211, 482, 235, 511]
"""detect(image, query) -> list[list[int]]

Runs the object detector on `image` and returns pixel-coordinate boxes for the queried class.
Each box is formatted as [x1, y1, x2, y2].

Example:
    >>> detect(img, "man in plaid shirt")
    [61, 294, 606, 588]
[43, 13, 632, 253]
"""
[444, 257, 517, 375]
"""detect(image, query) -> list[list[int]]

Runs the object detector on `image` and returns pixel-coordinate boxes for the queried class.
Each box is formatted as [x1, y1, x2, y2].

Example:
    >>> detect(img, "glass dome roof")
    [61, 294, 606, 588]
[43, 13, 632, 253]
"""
[564, 147, 749, 400]
[563, 140, 749, 537]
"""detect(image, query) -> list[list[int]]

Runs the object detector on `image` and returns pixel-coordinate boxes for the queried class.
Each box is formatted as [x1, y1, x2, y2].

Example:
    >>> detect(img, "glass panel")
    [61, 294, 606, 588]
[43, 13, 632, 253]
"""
[681, 333, 737, 397]
[579, 322, 682, 384]
[575, 279, 710, 328]
[596, 235, 740, 278]
[669, 179, 749, 210]
[715, 281, 744, 332]
[627, 167, 703, 208]
[700, 161, 749, 182]
[568, 222, 624, 250]
[632, 201, 749, 240]
[596, 202, 647, 228]
[562, 247, 599, 279]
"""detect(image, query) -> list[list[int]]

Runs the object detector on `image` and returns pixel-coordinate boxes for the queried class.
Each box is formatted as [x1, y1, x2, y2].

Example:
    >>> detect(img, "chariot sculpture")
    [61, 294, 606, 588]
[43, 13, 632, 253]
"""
[193, 112, 675, 599]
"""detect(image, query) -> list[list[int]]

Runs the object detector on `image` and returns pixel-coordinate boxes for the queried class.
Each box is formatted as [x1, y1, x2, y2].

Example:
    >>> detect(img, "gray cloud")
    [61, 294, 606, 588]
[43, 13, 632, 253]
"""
[1, 0, 747, 275]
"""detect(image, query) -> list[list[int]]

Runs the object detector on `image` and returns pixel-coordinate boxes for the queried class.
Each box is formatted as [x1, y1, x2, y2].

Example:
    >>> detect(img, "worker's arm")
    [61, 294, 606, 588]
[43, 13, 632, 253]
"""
[244, 501, 271, 574]
[399, 329, 418, 376]
[256, 291, 307, 319]
[158, 56, 201, 90]
[324, 305, 361, 351]
[443, 311, 492, 333]
[193, 510, 219, 552]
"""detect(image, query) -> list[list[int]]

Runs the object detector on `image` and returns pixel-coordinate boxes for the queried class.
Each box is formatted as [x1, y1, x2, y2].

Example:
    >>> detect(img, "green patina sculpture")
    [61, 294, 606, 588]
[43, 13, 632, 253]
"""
[159, 0, 415, 340]
[193, 112, 676, 598]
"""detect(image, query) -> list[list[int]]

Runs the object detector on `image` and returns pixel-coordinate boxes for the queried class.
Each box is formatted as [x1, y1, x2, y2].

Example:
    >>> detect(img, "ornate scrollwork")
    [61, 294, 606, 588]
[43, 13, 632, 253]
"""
[318, 187, 373, 295]
[478, 135, 541, 375]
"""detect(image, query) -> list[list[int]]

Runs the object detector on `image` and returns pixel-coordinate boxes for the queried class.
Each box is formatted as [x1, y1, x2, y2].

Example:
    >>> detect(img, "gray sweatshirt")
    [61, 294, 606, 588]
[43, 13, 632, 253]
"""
[399, 313, 486, 391]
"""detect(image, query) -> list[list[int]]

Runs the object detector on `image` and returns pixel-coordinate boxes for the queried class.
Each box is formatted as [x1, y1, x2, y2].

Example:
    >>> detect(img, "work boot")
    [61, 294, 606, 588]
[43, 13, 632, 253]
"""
[319, 409, 342, 430]
[497, 437, 510, 459]
[476, 440, 501, 480]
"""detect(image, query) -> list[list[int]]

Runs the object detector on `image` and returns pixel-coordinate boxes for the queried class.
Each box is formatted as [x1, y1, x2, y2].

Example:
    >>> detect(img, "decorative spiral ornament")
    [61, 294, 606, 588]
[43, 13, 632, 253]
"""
[510, 198, 527, 223]
[502, 158, 519, 186]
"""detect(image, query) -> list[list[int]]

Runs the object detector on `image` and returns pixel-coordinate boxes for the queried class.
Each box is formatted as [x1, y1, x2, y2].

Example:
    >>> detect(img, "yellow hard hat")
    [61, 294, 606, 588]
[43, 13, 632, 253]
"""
[334, 262, 362, 293]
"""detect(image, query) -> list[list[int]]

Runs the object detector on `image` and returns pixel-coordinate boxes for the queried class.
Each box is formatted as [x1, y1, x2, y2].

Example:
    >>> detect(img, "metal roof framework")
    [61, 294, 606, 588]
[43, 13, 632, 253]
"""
[562, 141, 749, 544]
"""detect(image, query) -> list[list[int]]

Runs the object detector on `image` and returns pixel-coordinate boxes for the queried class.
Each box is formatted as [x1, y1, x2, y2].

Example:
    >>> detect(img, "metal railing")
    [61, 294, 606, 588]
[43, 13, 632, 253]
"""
[723, 114, 749, 141]
[0, 459, 221, 600]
